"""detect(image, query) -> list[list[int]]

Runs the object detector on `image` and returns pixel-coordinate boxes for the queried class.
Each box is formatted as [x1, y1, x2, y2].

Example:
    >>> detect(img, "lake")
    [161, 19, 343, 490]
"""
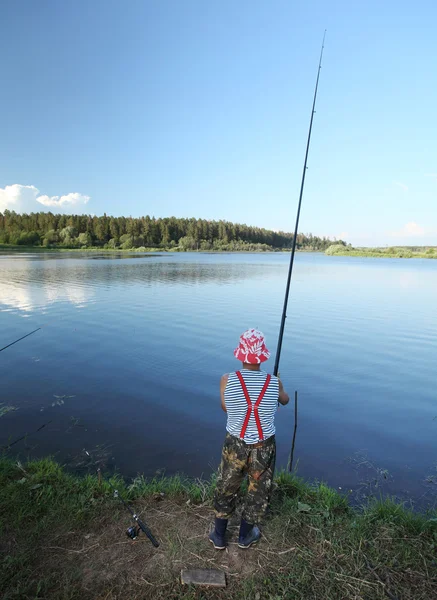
[1, 251, 436, 506]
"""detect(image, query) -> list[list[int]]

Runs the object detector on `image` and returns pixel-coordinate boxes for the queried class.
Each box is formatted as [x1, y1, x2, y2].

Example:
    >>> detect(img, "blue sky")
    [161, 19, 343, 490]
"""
[0, 0, 435, 246]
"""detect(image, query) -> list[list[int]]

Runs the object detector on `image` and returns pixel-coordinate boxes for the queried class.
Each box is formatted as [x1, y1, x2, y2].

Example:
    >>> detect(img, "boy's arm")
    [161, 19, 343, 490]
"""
[220, 374, 229, 412]
[278, 378, 290, 405]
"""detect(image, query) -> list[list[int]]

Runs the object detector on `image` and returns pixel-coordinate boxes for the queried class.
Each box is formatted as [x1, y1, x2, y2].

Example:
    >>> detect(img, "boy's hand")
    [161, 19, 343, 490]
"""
[220, 373, 229, 412]
[278, 378, 289, 406]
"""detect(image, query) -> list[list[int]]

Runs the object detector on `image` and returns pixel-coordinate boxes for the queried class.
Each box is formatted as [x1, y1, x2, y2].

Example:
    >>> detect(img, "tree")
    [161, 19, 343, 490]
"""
[325, 244, 350, 255]
[43, 229, 59, 246]
[59, 226, 77, 247]
[160, 222, 170, 246]
[178, 235, 197, 251]
[78, 232, 93, 246]
[0, 210, 343, 251]
[17, 231, 40, 246]
[109, 218, 120, 243]
[120, 234, 134, 249]
[59, 226, 77, 240]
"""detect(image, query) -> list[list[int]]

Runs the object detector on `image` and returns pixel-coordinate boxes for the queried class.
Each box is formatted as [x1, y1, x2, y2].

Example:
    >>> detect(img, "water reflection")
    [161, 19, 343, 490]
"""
[0, 254, 277, 315]
[0, 281, 91, 314]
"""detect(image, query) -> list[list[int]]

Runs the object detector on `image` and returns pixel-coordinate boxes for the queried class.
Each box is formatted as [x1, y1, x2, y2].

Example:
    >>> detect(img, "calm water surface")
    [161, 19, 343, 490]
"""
[1, 251, 436, 505]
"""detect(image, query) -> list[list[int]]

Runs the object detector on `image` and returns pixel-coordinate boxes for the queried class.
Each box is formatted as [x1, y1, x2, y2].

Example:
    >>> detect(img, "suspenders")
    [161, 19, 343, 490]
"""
[236, 371, 271, 441]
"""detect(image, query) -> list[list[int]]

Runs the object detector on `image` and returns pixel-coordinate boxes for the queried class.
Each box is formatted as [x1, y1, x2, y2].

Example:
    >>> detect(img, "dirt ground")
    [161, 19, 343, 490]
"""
[40, 497, 302, 599]
[6, 483, 436, 600]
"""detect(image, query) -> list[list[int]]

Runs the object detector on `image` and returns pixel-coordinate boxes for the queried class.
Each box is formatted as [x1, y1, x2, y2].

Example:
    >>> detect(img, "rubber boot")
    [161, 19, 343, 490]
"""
[209, 517, 228, 550]
[238, 518, 261, 548]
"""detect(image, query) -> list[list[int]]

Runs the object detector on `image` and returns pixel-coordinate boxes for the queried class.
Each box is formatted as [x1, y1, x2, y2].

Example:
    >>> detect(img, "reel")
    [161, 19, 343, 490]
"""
[85, 450, 159, 547]
[126, 525, 140, 540]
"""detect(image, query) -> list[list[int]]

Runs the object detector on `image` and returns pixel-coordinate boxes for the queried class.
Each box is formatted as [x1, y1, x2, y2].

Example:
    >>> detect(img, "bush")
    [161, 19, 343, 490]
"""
[119, 234, 133, 249]
[43, 230, 59, 246]
[325, 244, 350, 255]
[59, 226, 77, 241]
[106, 238, 118, 249]
[200, 239, 213, 251]
[178, 235, 197, 251]
[78, 232, 93, 246]
[17, 231, 40, 246]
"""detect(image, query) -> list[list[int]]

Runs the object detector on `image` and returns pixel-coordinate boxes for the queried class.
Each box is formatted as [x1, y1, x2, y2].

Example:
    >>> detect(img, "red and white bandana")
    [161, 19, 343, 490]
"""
[233, 328, 271, 364]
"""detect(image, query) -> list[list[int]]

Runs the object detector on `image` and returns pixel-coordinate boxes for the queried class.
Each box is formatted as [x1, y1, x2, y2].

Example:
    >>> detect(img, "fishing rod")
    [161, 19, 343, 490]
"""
[1, 420, 52, 451]
[84, 449, 159, 547]
[1, 313, 71, 354]
[273, 31, 326, 377]
[0, 327, 41, 353]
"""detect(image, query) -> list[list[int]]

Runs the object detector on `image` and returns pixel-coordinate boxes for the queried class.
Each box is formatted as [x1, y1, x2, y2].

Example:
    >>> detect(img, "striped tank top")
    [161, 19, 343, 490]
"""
[224, 369, 279, 444]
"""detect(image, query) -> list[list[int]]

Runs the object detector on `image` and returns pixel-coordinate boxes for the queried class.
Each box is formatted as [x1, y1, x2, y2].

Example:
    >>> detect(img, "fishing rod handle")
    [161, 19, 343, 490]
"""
[137, 518, 160, 547]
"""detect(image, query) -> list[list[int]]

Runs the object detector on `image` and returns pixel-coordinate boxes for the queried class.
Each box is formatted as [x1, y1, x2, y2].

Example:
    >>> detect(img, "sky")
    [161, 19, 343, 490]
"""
[0, 0, 436, 246]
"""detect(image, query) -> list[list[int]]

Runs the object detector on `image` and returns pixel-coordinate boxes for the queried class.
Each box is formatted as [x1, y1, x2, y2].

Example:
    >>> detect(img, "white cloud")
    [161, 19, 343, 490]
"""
[0, 184, 90, 214]
[0, 184, 40, 212]
[390, 221, 426, 237]
[37, 192, 90, 208]
[393, 181, 409, 192]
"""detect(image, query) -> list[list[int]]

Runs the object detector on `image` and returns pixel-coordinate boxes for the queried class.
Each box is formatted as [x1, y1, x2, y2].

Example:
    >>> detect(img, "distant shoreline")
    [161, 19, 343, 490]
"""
[0, 244, 321, 254]
[325, 244, 437, 259]
[2, 243, 436, 259]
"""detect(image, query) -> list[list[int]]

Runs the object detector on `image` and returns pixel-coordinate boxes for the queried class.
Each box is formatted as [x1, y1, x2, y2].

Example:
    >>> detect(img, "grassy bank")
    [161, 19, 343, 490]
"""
[0, 243, 165, 253]
[0, 243, 319, 254]
[326, 244, 437, 259]
[1, 458, 436, 599]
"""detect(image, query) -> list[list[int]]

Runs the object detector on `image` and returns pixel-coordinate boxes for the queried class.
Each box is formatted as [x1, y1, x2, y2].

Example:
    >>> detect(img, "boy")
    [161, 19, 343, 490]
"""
[210, 328, 289, 549]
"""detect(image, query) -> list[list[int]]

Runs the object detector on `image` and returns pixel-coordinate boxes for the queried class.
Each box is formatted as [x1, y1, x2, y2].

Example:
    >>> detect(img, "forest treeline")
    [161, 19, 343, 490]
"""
[0, 210, 342, 251]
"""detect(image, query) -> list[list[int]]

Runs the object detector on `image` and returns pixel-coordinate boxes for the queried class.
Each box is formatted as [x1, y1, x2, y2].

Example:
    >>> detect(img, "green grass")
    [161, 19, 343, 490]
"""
[326, 244, 437, 259]
[0, 243, 165, 253]
[0, 243, 322, 254]
[1, 458, 436, 599]
[4, 241, 436, 258]
[126, 472, 216, 503]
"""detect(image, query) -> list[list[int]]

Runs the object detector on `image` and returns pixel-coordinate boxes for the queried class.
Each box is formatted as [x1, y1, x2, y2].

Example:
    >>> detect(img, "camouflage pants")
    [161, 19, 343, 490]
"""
[214, 432, 276, 524]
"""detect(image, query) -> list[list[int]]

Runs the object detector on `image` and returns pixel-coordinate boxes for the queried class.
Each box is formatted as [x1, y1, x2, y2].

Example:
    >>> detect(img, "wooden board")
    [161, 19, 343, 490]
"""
[181, 569, 226, 588]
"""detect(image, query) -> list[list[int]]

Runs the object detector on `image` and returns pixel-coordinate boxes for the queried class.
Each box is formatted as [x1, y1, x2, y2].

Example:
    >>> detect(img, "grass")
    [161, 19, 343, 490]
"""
[326, 244, 437, 259]
[3, 242, 436, 258]
[0, 243, 322, 254]
[1, 457, 437, 599]
[0, 243, 165, 253]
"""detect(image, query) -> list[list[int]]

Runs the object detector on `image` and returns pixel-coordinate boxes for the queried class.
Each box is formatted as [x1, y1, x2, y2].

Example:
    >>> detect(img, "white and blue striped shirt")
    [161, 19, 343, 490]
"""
[224, 369, 279, 444]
